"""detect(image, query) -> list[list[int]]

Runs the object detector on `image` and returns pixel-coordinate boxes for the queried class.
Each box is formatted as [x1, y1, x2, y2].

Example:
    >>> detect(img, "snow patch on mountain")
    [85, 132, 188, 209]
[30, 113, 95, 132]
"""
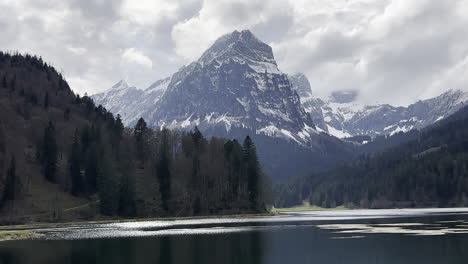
[290, 73, 468, 139]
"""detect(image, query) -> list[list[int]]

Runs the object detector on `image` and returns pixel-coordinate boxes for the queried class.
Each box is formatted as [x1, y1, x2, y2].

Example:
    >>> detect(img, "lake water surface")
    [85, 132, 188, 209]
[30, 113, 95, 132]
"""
[2, 208, 468, 264]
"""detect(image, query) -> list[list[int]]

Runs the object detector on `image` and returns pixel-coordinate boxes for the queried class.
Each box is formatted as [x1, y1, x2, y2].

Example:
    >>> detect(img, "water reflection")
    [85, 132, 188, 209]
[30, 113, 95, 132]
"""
[1, 214, 468, 264]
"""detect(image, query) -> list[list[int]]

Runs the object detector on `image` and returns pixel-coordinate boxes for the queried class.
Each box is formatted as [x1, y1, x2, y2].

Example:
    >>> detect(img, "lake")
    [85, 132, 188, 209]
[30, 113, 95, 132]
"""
[1, 208, 468, 264]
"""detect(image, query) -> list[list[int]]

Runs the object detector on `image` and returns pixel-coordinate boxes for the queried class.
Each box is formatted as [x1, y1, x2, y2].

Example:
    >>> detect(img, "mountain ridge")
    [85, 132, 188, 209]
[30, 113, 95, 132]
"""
[290, 73, 468, 138]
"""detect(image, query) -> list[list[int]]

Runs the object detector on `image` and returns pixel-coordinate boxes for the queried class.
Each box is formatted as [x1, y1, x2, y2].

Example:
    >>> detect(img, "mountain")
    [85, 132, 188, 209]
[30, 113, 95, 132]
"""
[276, 103, 468, 209]
[288, 73, 327, 132]
[93, 30, 354, 180]
[291, 73, 468, 138]
[147, 30, 319, 146]
[92, 77, 172, 126]
[91, 80, 144, 125]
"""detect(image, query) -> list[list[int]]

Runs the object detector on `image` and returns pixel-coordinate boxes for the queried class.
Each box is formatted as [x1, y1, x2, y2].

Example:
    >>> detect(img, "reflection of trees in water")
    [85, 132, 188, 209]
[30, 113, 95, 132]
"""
[150, 230, 267, 264]
[159, 236, 172, 264]
[6, 221, 468, 264]
[0, 231, 269, 264]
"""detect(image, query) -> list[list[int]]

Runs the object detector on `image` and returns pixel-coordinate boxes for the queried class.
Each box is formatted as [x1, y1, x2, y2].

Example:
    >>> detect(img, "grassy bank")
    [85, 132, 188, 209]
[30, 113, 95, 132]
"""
[0, 230, 42, 241]
[271, 205, 349, 213]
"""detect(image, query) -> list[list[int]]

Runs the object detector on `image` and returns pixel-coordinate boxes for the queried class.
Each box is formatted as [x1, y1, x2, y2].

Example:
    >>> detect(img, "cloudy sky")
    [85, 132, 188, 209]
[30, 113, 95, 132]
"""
[1, 0, 468, 106]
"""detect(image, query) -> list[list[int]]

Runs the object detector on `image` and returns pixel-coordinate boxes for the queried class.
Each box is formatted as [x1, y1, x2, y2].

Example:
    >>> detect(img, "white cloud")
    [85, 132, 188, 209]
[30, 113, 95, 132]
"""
[122, 48, 153, 68]
[171, 0, 290, 62]
[1, 0, 468, 106]
[120, 0, 178, 25]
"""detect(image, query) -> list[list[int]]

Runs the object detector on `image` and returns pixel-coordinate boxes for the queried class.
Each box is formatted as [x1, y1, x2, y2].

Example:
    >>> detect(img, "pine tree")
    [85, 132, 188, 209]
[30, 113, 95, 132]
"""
[9, 74, 16, 92]
[190, 127, 204, 187]
[157, 128, 171, 212]
[114, 114, 124, 141]
[42, 122, 58, 182]
[98, 143, 119, 216]
[134, 118, 148, 165]
[84, 144, 98, 194]
[118, 131, 136, 217]
[64, 108, 70, 121]
[243, 136, 261, 212]
[70, 130, 83, 196]
[4, 155, 17, 202]
[2, 75, 7, 89]
[118, 172, 136, 217]
[44, 92, 49, 109]
[225, 140, 242, 201]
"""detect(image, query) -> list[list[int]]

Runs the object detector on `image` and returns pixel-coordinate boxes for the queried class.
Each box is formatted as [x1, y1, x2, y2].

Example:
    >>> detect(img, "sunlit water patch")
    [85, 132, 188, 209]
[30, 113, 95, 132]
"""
[2, 208, 468, 264]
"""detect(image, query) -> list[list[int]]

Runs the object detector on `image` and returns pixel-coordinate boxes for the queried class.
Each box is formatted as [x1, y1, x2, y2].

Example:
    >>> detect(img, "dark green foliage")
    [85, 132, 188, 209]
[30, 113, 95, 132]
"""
[9, 75, 15, 92]
[3, 156, 17, 202]
[41, 122, 58, 183]
[2, 75, 7, 89]
[243, 136, 261, 211]
[64, 108, 70, 121]
[157, 128, 171, 212]
[97, 143, 119, 216]
[117, 137, 137, 217]
[44, 92, 49, 109]
[84, 144, 98, 194]
[113, 114, 124, 144]
[118, 171, 137, 217]
[134, 118, 149, 164]
[69, 131, 83, 196]
[224, 140, 243, 199]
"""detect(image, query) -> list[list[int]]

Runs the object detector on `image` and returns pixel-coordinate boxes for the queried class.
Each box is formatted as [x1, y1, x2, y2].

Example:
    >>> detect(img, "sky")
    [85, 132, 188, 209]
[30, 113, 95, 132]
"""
[1, 0, 468, 106]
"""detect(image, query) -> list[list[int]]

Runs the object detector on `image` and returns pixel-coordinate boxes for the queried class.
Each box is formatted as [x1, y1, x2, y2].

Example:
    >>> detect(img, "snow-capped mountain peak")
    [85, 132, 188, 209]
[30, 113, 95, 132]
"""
[199, 29, 276, 67]
[132, 29, 319, 147]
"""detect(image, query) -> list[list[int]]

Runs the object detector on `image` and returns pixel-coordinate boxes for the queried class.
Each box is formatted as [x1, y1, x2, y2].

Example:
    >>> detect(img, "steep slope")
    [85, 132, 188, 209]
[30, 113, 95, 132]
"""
[288, 73, 327, 132]
[0, 52, 117, 221]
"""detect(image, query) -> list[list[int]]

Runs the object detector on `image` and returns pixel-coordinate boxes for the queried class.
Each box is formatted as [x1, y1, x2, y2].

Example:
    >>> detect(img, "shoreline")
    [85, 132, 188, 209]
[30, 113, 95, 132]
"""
[2, 207, 468, 242]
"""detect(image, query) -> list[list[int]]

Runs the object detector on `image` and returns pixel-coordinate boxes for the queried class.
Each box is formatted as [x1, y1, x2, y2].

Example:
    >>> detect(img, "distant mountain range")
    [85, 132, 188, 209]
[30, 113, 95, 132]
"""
[290, 74, 468, 138]
[92, 29, 468, 179]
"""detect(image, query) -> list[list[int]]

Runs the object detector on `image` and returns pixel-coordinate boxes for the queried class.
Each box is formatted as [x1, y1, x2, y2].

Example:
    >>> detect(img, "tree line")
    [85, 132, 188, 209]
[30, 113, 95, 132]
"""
[0, 51, 269, 221]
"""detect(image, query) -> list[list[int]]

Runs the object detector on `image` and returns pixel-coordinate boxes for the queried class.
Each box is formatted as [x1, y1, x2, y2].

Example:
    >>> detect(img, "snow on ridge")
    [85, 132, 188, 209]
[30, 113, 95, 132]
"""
[258, 105, 292, 122]
[327, 125, 351, 138]
[255, 125, 302, 144]
[389, 125, 412, 136]
[247, 60, 281, 75]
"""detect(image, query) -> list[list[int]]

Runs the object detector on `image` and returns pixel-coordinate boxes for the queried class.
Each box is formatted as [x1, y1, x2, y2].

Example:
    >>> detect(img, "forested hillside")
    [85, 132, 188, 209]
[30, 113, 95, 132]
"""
[0, 52, 269, 224]
[276, 105, 468, 208]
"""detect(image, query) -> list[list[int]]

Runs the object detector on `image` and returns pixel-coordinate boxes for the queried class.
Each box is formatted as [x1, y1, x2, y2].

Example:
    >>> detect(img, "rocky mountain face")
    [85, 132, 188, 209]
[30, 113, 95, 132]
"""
[288, 73, 327, 132]
[291, 74, 468, 138]
[147, 30, 321, 147]
[93, 30, 354, 180]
